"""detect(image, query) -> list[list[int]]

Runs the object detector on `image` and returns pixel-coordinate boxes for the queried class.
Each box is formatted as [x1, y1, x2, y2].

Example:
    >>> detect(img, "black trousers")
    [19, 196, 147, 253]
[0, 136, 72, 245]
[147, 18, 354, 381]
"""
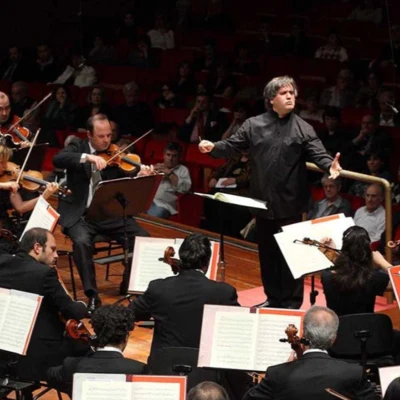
[256, 215, 304, 308]
[65, 216, 149, 297]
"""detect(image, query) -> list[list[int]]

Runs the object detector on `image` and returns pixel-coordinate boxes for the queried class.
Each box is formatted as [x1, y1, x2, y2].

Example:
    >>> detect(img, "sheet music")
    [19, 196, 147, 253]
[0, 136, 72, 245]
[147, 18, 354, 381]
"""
[81, 381, 131, 400]
[209, 311, 258, 370]
[0, 289, 42, 355]
[379, 366, 400, 397]
[21, 196, 59, 239]
[73, 374, 127, 400]
[388, 266, 400, 309]
[131, 382, 181, 400]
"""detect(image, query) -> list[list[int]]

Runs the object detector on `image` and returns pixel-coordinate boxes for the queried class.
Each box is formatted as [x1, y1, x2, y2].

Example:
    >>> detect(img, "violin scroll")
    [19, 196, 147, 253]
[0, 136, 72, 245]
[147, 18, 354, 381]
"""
[280, 324, 308, 359]
[158, 246, 182, 274]
[65, 319, 96, 344]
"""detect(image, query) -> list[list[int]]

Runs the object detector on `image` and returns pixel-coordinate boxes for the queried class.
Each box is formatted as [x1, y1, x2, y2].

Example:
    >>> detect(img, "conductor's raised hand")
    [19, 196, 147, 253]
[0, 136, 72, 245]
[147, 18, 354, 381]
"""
[329, 152, 342, 179]
[199, 140, 214, 153]
[86, 154, 107, 171]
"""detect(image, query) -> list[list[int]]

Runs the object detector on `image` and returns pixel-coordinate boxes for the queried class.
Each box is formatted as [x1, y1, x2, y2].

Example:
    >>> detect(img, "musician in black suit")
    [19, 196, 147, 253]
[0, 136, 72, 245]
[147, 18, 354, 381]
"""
[53, 114, 151, 313]
[130, 233, 240, 366]
[47, 305, 148, 396]
[243, 306, 379, 400]
[0, 228, 88, 383]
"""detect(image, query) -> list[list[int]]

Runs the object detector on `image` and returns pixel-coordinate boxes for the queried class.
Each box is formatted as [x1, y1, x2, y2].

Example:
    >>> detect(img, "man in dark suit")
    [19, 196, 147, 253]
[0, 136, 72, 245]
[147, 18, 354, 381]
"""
[53, 113, 151, 313]
[0, 228, 88, 383]
[130, 233, 239, 367]
[243, 306, 379, 400]
[47, 305, 148, 395]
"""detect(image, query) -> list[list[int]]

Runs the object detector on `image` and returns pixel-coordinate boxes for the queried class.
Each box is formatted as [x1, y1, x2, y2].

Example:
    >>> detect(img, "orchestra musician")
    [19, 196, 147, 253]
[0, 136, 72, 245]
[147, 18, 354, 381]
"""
[242, 306, 379, 400]
[0, 143, 58, 253]
[0, 228, 88, 395]
[53, 113, 153, 313]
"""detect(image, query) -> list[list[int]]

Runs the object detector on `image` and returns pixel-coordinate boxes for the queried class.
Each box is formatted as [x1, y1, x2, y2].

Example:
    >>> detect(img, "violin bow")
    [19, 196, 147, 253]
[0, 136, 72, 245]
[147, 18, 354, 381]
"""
[15, 128, 41, 185]
[7, 92, 53, 135]
[106, 128, 153, 164]
[325, 388, 351, 400]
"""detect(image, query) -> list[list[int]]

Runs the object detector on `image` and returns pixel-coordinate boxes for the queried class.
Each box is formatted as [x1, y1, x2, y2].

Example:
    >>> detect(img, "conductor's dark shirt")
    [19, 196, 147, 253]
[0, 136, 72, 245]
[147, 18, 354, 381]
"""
[211, 109, 333, 219]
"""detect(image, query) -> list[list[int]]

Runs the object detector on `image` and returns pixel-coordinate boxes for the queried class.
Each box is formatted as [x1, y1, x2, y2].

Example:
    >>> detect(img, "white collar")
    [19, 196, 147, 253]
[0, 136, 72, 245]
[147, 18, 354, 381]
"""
[303, 349, 328, 355]
[97, 345, 123, 354]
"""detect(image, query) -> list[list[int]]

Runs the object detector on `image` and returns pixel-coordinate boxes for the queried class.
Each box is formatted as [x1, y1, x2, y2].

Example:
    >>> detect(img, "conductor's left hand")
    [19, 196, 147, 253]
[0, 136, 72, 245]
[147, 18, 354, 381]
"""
[329, 152, 342, 179]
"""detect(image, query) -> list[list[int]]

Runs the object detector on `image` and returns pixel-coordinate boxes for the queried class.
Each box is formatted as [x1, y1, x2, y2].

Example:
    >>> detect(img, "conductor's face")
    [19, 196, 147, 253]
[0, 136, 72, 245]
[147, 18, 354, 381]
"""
[88, 119, 112, 152]
[270, 85, 296, 117]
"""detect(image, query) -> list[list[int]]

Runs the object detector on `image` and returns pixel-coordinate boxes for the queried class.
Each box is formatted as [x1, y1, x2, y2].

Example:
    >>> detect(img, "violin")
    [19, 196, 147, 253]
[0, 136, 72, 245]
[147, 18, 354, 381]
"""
[97, 143, 143, 173]
[294, 237, 340, 263]
[65, 319, 97, 344]
[279, 324, 308, 359]
[0, 161, 71, 197]
[0, 115, 31, 146]
[158, 246, 182, 274]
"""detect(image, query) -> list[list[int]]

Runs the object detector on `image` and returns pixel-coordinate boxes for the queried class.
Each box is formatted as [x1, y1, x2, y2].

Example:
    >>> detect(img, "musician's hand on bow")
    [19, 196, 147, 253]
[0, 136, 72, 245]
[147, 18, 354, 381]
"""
[43, 182, 59, 200]
[138, 164, 154, 176]
[86, 154, 107, 171]
[320, 237, 336, 249]
[199, 140, 215, 153]
[20, 141, 31, 149]
[329, 152, 342, 179]
[0, 181, 19, 193]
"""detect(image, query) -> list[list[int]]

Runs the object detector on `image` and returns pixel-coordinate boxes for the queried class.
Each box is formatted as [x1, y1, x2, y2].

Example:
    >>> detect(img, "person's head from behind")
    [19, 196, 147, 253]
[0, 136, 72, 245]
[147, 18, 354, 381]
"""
[303, 306, 339, 350]
[86, 113, 112, 152]
[321, 174, 342, 202]
[360, 113, 378, 135]
[179, 233, 212, 272]
[383, 377, 400, 400]
[264, 76, 298, 117]
[11, 81, 28, 104]
[341, 225, 372, 264]
[365, 183, 384, 212]
[187, 381, 229, 400]
[365, 150, 386, 175]
[233, 101, 250, 123]
[323, 107, 341, 131]
[91, 305, 135, 351]
[0, 144, 12, 175]
[20, 228, 58, 267]
[163, 142, 182, 169]
[123, 81, 139, 106]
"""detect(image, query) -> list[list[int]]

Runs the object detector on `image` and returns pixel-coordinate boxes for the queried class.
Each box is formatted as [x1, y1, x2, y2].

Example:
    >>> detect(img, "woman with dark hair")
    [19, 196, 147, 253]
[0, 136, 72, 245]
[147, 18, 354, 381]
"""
[321, 225, 391, 316]
[128, 34, 156, 68]
[154, 83, 184, 109]
[383, 377, 400, 400]
[171, 61, 197, 96]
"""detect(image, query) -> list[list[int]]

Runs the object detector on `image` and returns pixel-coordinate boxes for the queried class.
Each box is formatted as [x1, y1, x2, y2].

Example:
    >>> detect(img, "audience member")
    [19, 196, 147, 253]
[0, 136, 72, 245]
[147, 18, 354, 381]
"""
[207, 62, 236, 99]
[113, 81, 154, 136]
[128, 34, 157, 68]
[148, 142, 191, 219]
[115, 11, 137, 43]
[188, 382, 230, 400]
[347, 0, 382, 24]
[154, 83, 185, 109]
[130, 233, 239, 366]
[307, 175, 352, 219]
[194, 38, 218, 72]
[376, 89, 400, 127]
[52, 52, 96, 87]
[355, 71, 382, 108]
[87, 34, 117, 65]
[283, 21, 311, 57]
[354, 183, 386, 242]
[320, 69, 355, 108]
[10, 81, 35, 117]
[172, 61, 197, 96]
[34, 43, 63, 83]
[0, 46, 33, 82]
[178, 93, 227, 143]
[315, 30, 349, 63]
[321, 226, 390, 317]
[221, 101, 250, 140]
[47, 305, 148, 396]
[74, 85, 114, 132]
[299, 92, 324, 123]
[231, 43, 259, 76]
[256, 18, 277, 54]
[243, 306, 378, 400]
[147, 12, 175, 50]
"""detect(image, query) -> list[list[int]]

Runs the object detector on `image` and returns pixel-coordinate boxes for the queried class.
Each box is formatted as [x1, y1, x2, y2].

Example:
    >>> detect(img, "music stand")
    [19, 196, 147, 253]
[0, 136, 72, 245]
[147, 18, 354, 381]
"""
[87, 174, 162, 302]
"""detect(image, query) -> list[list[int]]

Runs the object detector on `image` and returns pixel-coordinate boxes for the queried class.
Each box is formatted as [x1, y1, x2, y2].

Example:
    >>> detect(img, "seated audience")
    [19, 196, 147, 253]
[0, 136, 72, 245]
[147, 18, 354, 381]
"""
[321, 226, 391, 316]
[188, 382, 229, 400]
[113, 81, 154, 136]
[10, 81, 35, 117]
[171, 61, 197, 96]
[207, 62, 236, 99]
[221, 101, 250, 140]
[178, 93, 227, 143]
[376, 89, 400, 127]
[115, 11, 137, 43]
[130, 233, 240, 367]
[315, 30, 349, 63]
[154, 83, 185, 109]
[347, 0, 382, 25]
[320, 69, 355, 108]
[307, 175, 353, 219]
[147, 12, 175, 50]
[47, 305, 148, 395]
[231, 43, 259, 76]
[0, 46, 33, 82]
[147, 142, 191, 219]
[194, 38, 218, 72]
[52, 52, 96, 87]
[0, 228, 88, 384]
[299, 92, 324, 123]
[243, 306, 378, 400]
[34, 43, 63, 83]
[283, 21, 311, 57]
[355, 71, 382, 108]
[354, 183, 386, 242]
[74, 85, 114, 132]
[128, 34, 157, 68]
[87, 34, 117, 65]
[349, 151, 392, 197]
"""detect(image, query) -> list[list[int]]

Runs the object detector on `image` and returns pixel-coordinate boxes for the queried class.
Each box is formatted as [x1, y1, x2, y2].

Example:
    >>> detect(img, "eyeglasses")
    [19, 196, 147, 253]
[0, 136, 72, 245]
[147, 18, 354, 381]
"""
[0, 106, 11, 113]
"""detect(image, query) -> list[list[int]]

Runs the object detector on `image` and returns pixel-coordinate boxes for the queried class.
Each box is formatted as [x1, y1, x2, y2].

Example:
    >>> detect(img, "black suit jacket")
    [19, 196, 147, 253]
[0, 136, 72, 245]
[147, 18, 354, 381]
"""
[53, 138, 124, 228]
[47, 350, 149, 395]
[243, 352, 379, 400]
[0, 252, 87, 380]
[130, 269, 239, 364]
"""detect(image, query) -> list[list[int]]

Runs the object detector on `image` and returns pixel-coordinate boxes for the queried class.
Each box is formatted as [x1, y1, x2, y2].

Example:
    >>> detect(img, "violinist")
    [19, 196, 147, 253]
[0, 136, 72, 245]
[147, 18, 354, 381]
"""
[321, 226, 392, 317]
[47, 305, 149, 396]
[0, 228, 88, 392]
[0, 144, 58, 252]
[243, 306, 378, 400]
[53, 113, 153, 313]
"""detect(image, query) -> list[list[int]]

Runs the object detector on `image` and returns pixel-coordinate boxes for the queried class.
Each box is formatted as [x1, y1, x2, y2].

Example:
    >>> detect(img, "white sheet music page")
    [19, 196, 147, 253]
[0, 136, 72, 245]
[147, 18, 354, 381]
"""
[254, 309, 304, 371]
[0, 289, 42, 355]
[21, 195, 60, 240]
[73, 373, 126, 400]
[130, 381, 181, 400]
[379, 366, 400, 397]
[81, 381, 131, 400]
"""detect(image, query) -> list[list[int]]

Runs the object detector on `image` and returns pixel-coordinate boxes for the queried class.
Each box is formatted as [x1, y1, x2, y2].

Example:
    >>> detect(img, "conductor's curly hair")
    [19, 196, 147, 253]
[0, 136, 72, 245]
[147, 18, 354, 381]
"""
[91, 305, 135, 348]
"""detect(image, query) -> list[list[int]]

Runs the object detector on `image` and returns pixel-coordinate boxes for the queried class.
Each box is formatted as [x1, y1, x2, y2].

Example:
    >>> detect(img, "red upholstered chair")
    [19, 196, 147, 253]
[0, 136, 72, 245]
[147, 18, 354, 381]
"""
[158, 108, 188, 126]
[169, 193, 204, 228]
[342, 194, 365, 213]
[143, 139, 169, 165]
[27, 82, 45, 101]
[311, 186, 325, 202]
[42, 147, 60, 171]
[341, 108, 373, 127]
